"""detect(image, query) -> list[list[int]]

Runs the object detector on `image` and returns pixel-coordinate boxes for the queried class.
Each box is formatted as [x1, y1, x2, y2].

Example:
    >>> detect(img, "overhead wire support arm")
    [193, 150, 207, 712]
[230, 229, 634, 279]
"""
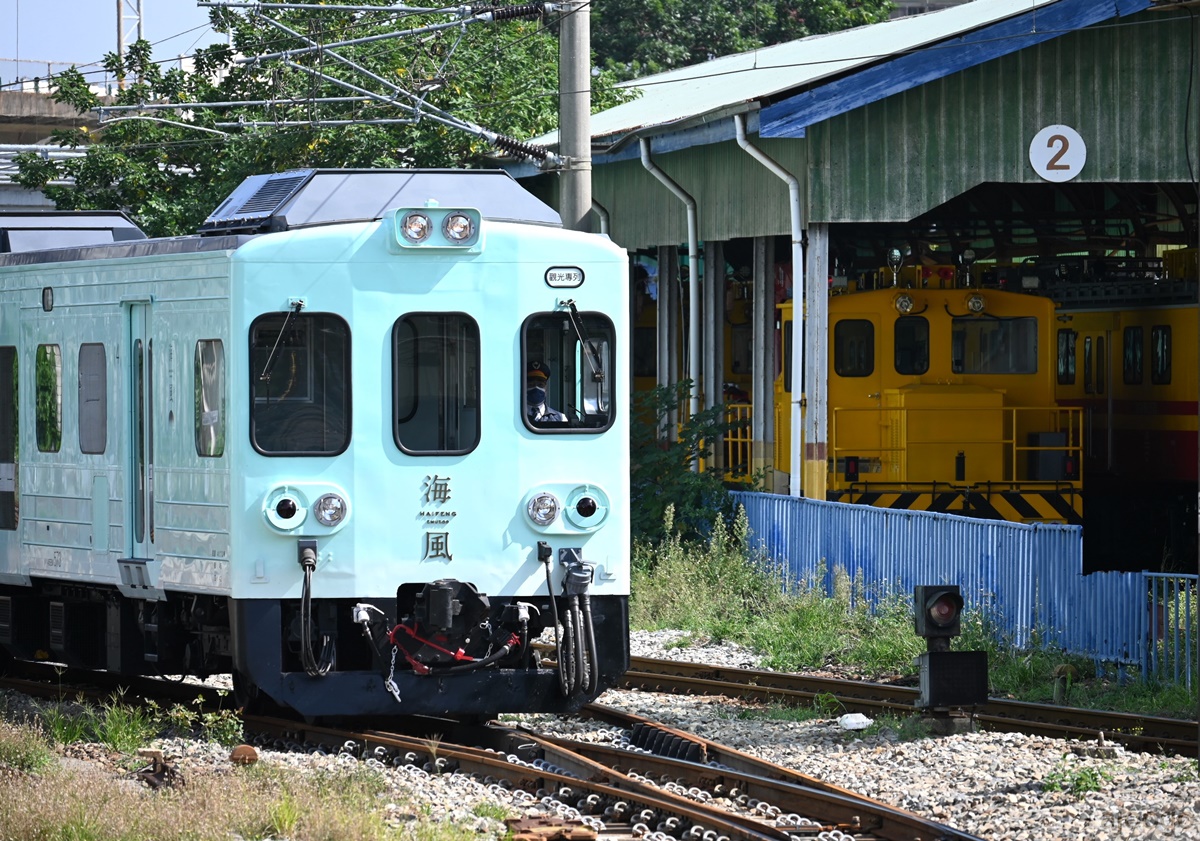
[282, 58, 560, 164]
[226, 3, 547, 64]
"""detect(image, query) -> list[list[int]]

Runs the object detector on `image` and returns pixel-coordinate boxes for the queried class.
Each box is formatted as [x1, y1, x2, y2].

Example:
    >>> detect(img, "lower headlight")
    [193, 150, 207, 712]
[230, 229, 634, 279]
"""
[313, 493, 348, 526]
[527, 493, 560, 526]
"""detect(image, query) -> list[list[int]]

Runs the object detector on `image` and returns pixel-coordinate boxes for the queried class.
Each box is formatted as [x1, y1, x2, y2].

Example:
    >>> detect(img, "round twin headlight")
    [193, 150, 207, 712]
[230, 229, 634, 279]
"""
[442, 212, 475, 242]
[400, 212, 433, 243]
[313, 493, 348, 527]
[527, 493, 560, 527]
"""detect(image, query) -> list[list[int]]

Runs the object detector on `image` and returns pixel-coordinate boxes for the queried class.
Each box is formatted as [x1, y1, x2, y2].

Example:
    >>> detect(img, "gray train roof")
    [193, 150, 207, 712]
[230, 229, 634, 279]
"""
[0, 168, 561, 267]
[0, 211, 147, 254]
[199, 168, 562, 235]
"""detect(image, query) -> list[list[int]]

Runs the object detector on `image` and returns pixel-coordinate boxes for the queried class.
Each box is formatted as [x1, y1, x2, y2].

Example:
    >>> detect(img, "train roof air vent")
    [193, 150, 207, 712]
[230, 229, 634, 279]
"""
[0, 211, 147, 254]
[199, 169, 316, 236]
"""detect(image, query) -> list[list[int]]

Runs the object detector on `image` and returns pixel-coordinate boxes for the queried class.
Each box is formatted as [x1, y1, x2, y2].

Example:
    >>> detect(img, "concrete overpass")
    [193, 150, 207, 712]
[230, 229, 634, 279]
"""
[0, 90, 97, 210]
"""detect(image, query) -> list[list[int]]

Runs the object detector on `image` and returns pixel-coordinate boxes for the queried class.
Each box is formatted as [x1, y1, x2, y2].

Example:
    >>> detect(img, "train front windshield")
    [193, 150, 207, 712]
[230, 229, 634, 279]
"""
[951, 316, 1038, 375]
[250, 313, 352, 455]
[522, 311, 616, 432]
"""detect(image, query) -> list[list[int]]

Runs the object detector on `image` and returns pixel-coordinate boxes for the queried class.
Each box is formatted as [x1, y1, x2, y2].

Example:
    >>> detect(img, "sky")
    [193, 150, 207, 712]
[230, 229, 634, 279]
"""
[0, 0, 225, 89]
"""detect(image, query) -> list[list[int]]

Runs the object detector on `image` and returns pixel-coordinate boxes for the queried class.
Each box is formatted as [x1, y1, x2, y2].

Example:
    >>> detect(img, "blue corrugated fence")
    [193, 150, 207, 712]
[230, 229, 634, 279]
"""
[731, 491, 1196, 688]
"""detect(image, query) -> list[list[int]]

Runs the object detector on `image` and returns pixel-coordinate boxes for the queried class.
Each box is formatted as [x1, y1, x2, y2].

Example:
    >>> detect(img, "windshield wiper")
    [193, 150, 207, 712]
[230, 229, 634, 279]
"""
[260, 299, 305, 383]
[562, 299, 603, 382]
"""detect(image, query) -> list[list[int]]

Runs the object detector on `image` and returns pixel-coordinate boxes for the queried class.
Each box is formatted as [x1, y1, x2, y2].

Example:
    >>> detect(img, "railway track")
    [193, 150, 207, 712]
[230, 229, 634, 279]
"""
[0, 663, 984, 841]
[621, 656, 1198, 756]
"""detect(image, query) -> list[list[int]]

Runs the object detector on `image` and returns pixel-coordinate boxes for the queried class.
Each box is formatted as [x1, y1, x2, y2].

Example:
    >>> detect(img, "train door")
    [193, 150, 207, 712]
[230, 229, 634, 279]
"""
[827, 309, 883, 491]
[127, 303, 155, 561]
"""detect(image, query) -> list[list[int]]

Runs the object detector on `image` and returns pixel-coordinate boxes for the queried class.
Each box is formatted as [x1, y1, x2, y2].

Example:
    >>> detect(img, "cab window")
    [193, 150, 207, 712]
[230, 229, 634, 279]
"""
[952, 317, 1037, 374]
[522, 311, 615, 433]
[394, 313, 480, 454]
[894, 316, 928, 375]
[251, 313, 350, 455]
[834, 319, 873, 377]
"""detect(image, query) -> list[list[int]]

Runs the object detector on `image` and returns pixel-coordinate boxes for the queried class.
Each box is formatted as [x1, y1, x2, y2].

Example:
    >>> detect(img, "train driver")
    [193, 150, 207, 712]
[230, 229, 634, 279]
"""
[526, 361, 567, 424]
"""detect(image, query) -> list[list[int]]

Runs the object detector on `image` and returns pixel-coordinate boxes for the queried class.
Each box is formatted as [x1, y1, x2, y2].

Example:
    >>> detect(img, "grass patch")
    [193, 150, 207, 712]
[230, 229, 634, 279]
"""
[632, 513, 1198, 720]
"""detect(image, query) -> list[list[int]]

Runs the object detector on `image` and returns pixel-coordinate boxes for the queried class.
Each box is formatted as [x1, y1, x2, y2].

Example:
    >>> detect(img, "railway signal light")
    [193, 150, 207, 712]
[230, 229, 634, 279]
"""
[913, 585, 963, 641]
[912, 584, 988, 714]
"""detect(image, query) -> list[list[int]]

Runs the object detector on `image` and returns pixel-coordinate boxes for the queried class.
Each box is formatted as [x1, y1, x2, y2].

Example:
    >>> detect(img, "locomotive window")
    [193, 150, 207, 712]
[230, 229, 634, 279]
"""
[1151, 325, 1171, 385]
[195, 340, 225, 458]
[1056, 330, 1076, 386]
[894, 316, 929, 375]
[0, 346, 15, 530]
[78, 344, 107, 454]
[951, 317, 1037, 374]
[1083, 336, 1094, 394]
[522, 311, 616, 433]
[35, 344, 62, 453]
[833, 320, 873, 378]
[394, 313, 480, 454]
[1096, 336, 1106, 395]
[1122, 326, 1143, 385]
[251, 313, 350, 456]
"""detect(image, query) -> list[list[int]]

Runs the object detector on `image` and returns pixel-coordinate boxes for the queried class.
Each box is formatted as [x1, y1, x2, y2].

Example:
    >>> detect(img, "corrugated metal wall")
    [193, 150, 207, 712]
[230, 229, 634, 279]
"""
[731, 491, 1197, 686]
[591, 138, 807, 250]
[810, 9, 1198, 222]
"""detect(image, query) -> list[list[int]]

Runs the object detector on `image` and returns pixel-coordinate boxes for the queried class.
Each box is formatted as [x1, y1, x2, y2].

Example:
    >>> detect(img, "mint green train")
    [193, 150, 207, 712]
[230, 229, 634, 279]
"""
[0, 169, 631, 718]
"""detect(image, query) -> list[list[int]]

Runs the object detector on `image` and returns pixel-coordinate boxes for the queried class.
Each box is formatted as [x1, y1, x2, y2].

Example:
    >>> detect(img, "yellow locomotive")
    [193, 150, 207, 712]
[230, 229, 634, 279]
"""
[777, 264, 1083, 525]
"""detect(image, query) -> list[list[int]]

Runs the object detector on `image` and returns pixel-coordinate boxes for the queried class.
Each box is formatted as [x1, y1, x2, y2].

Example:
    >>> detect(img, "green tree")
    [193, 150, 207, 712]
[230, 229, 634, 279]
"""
[631, 381, 747, 544]
[593, 0, 894, 80]
[15, 5, 631, 236]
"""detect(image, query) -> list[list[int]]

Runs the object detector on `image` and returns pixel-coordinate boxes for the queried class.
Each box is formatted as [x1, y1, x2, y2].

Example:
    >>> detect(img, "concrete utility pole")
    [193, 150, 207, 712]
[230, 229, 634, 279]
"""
[557, 0, 591, 232]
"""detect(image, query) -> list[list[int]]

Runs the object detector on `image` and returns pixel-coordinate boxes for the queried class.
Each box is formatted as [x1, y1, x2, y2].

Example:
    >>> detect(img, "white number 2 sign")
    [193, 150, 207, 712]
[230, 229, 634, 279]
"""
[1029, 125, 1086, 183]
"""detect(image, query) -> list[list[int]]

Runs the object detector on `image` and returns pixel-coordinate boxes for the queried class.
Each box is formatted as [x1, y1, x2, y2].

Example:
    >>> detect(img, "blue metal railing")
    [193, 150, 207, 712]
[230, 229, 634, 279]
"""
[731, 491, 1197, 688]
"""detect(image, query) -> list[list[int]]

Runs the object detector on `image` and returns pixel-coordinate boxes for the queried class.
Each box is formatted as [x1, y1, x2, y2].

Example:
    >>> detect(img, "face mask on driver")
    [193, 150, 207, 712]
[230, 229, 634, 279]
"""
[526, 386, 546, 406]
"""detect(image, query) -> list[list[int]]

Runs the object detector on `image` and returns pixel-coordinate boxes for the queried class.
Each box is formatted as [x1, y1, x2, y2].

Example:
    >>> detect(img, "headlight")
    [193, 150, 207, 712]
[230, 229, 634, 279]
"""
[400, 212, 432, 243]
[894, 293, 914, 315]
[442, 212, 475, 242]
[313, 493, 347, 527]
[966, 293, 986, 314]
[527, 493, 560, 527]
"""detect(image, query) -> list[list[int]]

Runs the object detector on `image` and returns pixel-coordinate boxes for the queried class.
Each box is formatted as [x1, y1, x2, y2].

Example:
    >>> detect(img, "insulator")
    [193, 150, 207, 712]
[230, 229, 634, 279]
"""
[475, 2, 545, 21]
[492, 134, 551, 161]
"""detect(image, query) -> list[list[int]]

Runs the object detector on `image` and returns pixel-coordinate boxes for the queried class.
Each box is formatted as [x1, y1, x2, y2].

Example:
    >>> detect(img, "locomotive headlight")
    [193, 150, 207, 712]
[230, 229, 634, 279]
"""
[893, 293, 915, 315]
[527, 493, 560, 527]
[399, 211, 433, 243]
[966, 293, 986, 314]
[442, 212, 475, 242]
[313, 493, 347, 527]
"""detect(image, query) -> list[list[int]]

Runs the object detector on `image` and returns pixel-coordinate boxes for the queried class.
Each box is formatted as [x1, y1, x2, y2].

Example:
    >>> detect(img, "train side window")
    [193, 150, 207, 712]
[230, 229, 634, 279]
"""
[1122, 326, 1143, 385]
[0, 346, 16, 530]
[251, 313, 350, 456]
[394, 313, 480, 454]
[1096, 336, 1105, 395]
[834, 319, 873, 377]
[1151, 325, 1171, 385]
[78, 343, 107, 454]
[35, 344, 62, 453]
[894, 316, 928, 375]
[522, 311, 616, 433]
[1056, 329, 1076, 386]
[1083, 336, 1094, 394]
[195, 340, 225, 458]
